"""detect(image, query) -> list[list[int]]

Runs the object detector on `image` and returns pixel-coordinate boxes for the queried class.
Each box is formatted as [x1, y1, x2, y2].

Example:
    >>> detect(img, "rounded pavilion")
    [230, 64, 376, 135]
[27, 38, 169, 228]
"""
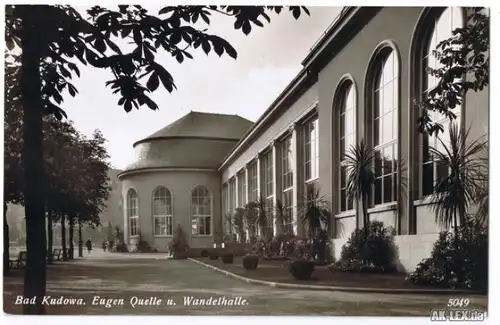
[117, 111, 252, 251]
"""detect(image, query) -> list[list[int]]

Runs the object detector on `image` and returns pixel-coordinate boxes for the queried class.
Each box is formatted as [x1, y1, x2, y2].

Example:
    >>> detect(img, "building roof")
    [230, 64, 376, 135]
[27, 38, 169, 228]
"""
[133, 111, 254, 147]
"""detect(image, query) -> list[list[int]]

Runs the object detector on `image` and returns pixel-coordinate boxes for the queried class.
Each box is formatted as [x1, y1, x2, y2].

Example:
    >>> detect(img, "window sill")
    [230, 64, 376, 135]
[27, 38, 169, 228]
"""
[335, 210, 356, 219]
[191, 234, 212, 237]
[414, 196, 435, 207]
[154, 235, 173, 238]
[367, 202, 397, 214]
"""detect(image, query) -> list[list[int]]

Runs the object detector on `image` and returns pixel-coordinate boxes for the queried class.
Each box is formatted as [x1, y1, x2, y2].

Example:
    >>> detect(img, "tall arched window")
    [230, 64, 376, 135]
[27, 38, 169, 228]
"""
[127, 189, 139, 236]
[421, 8, 464, 196]
[338, 80, 356, 212]
[372, 48, 399, 206]
[152, 186, 173, 236]
[191, 186, 211, 235]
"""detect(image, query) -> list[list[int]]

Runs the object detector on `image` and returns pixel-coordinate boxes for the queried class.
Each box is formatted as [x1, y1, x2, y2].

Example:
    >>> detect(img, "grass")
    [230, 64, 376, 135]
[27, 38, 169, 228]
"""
[194, 256, 482, 291]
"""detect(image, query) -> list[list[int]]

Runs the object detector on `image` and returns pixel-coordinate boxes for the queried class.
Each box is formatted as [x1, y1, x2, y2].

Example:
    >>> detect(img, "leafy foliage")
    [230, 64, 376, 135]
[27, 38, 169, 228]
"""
[409, 219, 488, 291]
[232, 207, 246, 243]
[344, 140, 375, 229]
[5, 5, 309, 118]
[417, 7, 489, 135]
[168, 223, 189, 253]
[274, 199, 293, 235]
[428, 124, 488, 229]
[334, 221, 398, 273]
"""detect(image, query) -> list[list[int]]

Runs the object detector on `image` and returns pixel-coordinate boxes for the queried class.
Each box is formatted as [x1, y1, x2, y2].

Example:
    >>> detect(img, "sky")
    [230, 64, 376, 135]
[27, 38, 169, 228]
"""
[61, 6, 342, 170]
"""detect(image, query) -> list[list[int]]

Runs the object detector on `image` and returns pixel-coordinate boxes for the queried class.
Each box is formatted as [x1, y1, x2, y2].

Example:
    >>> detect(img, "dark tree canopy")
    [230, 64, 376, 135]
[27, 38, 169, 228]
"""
[417, 7, 489, 135]
[5, 5, 310, 119]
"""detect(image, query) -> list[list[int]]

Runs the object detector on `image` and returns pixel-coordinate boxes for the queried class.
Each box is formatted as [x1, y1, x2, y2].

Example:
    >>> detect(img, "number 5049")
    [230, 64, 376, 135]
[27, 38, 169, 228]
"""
[448, 298, 470, 307]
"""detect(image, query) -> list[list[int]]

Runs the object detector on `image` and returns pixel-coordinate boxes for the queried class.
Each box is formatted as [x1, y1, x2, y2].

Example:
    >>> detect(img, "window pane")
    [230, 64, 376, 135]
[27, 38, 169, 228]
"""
[383, 176, 393, 203]
[374, 118, 380, 146]
[374, 151, 382, 178]
[375, 179, 382, 205]
[340, 189, 346, 212]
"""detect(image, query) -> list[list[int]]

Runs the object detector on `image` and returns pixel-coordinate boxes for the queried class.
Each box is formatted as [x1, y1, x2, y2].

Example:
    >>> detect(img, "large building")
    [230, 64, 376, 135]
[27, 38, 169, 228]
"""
[118, 7, 488, 271]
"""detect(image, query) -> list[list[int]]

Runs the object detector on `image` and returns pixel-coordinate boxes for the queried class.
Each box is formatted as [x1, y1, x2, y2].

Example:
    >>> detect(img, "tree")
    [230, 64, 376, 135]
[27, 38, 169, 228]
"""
[344, 140, 376, 232]
[5, 5, 309, 313]
[274, 199, 293, 236]
[429, 124, 487, 231]
[4, 57, 25, 276]
[298, 188, 331, 262]
[417, 7, 489, 135]
[232, 207, 246, 243]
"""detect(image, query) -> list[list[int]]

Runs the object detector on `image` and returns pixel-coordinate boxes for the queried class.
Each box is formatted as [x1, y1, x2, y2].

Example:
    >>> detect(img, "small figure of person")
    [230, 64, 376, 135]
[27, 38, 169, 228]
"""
[86, 238, 93, 255]
[102, 241, 107, 252]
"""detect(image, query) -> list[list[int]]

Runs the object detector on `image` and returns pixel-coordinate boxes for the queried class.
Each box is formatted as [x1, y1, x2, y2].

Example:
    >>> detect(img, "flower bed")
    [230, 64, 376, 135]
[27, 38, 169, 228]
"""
[193, 256, 469, 290]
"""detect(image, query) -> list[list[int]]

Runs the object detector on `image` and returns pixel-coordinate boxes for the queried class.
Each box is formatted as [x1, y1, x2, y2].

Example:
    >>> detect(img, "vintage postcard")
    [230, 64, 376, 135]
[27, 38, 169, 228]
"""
[3, 3, 489, 321]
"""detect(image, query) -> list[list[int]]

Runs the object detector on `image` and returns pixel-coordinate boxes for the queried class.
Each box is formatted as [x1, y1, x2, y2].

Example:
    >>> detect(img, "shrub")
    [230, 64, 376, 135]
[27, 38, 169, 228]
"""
[200, 250, 209, 258]
[168, 224, 189, 254]
[152, 248, 158, 253]
[409, 220, 488, 291]
[222, 254, 234, 264]
[289, 260, 315, 280]
[242, 254, 259, 270]
[294, 237, 314, 260]
[334, 221, 398, 273]
[209, 253, 219, 260]
[114, 242, 128, 252]
[136, 234, 152, 253]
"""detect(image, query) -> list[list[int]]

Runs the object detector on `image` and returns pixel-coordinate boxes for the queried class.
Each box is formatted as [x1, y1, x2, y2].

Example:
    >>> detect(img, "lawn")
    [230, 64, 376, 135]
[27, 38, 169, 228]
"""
[193, 256, 480, 292]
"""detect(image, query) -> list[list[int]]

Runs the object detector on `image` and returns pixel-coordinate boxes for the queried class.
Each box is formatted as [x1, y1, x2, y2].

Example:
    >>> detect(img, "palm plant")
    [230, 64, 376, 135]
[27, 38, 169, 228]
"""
[344, 140, 376, 231]
[298, 187, 332, 261]
[275, 199, 293, 235]
[255, 197, 272, 239]
[223, 212, 234, 242]
[244, 201, 258, 242]
[233, 207, 246, 243]
[429, 124, 488, 231]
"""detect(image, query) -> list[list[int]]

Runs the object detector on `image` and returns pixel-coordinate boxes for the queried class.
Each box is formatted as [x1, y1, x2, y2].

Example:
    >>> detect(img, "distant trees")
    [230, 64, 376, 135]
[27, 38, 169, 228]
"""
[4, 55, 111, 266]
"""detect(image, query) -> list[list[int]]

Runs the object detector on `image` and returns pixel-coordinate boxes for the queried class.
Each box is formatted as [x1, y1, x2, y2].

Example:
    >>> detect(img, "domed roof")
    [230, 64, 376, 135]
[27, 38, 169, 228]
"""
[133, 111, 253, 147]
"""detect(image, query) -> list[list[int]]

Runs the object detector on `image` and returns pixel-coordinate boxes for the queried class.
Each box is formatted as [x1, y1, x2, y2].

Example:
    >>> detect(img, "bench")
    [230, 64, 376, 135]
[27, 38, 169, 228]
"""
[9, 251, 27, 269]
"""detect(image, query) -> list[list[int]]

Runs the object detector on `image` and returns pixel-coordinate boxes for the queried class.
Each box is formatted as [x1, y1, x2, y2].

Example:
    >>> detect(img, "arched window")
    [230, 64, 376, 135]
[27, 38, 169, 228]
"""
[338, 80, 356, 212]
[127, 189, 139, 236]
[372, 48, 399, 206]
[191, 186, 211, 235]
[421, 8, 464, 196]
[152, 186, 173, 236]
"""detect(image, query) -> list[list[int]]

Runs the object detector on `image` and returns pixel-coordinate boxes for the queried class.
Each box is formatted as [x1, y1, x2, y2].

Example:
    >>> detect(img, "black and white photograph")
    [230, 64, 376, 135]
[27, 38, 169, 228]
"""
[2, 2, 493, 321]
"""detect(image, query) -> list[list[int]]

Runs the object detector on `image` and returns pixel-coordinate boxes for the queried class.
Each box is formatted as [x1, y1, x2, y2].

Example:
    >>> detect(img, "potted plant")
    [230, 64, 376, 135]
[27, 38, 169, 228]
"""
[168, 224, 189, 259]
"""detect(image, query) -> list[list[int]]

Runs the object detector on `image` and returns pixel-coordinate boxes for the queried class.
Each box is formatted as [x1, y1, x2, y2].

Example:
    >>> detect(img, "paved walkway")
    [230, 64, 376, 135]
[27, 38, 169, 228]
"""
[3, 249, 488, 316]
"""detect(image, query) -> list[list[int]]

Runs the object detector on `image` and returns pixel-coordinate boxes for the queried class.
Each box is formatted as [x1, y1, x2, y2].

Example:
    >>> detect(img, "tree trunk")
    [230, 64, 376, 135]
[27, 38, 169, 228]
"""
[20, 5, 46, 315]
[46, 209, 53, 264]
[61, 216, 67, 260]
[4, 201, 10, 276]
[69, 216, 74, 259]
[78, 222, 83, 257]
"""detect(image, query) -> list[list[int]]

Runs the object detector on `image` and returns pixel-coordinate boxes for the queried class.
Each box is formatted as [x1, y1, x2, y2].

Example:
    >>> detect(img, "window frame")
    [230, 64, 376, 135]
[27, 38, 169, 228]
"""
[152, 186, 173, 237]
[337, 80, 357, 213]
[419, 7, 465, 198]
[191, 186, 212, 236]
[127, 188, 139, 237]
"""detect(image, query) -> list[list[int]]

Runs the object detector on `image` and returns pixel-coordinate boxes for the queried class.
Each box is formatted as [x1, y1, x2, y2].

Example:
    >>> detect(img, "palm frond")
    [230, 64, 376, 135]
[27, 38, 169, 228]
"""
[299, 187, 331, 238]
[429, 124, 488, 229]
[344, 140, 376, 203]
